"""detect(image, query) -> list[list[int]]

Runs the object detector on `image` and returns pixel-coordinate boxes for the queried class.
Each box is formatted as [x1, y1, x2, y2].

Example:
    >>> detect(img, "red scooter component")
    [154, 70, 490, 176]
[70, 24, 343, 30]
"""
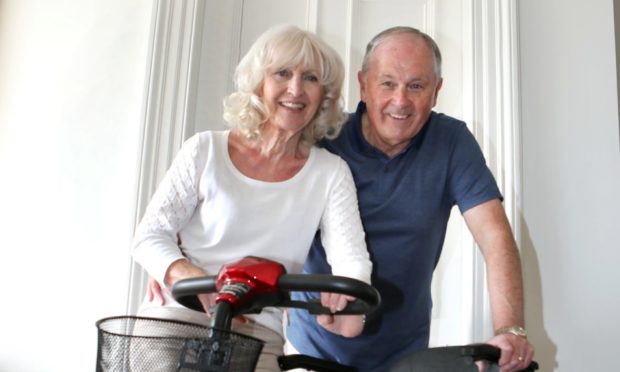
[214, 256, 286, 312]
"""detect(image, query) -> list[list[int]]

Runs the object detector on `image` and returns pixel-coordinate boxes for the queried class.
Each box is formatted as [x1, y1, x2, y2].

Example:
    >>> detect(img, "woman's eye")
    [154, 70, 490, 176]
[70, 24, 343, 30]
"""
[275, 69, 290, 78]
[304, 74, 318, 82]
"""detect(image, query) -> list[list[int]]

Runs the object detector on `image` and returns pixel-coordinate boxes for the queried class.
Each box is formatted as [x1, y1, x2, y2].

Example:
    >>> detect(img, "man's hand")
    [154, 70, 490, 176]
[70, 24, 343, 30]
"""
[485, 333, 535, 372]
[316, 292, 364, 337]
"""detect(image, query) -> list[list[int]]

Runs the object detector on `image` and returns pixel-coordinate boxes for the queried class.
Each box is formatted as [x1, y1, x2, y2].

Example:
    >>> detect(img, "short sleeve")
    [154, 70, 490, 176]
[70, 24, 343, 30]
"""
[448, 125, 503, 213]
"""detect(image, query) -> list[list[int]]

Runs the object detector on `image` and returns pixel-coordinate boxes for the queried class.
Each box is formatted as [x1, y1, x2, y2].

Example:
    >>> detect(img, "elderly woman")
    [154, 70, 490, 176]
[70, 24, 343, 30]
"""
[132, 24, 372, 370]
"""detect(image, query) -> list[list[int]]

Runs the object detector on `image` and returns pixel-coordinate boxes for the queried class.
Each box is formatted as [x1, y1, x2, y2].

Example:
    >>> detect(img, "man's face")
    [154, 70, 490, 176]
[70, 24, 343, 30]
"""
[359, 33, 442, 157]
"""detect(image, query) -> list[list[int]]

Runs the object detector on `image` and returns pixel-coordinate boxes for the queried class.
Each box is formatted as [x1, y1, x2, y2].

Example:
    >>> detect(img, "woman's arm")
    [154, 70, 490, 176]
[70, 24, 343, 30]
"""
[132, 134, 204, 285]
[317, 159, 372, 337]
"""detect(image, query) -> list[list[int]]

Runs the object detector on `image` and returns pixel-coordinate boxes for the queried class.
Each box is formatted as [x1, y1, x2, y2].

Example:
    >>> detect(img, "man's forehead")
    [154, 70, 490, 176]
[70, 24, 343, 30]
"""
[369, 39, 433, 70]
[370, 55, 433, 79]
[377, 71, 426, 81]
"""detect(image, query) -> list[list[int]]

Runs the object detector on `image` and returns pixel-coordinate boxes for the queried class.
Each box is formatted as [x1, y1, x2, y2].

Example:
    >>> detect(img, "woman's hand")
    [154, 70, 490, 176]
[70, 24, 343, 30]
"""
[316, 292, 364, 337]
[146, 276, 168, 304]
[196, 293, 219, 317]
[164, 258, 218, 315]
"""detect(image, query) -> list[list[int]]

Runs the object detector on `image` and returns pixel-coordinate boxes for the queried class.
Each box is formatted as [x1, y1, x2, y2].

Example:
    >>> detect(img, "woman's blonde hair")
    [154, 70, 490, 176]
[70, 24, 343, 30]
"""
[223, 24, 346, 145]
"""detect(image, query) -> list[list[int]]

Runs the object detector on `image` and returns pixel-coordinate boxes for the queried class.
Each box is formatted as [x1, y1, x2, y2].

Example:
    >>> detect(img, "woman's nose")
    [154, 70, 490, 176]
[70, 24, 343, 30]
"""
[287, 76, 303, 96]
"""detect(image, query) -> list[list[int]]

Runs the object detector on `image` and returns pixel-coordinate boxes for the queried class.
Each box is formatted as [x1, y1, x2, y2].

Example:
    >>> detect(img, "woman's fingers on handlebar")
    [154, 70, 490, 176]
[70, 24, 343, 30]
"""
[196, 293, 246, 322]
[318, 293, 364, 337]
[320, 292, 355, 313]
[197, 293, 218, 317]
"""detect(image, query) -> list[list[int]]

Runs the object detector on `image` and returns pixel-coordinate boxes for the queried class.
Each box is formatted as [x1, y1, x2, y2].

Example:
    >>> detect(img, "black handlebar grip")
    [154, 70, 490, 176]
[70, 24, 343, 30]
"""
[300, 299, 375, 315]
[170, 275, 217, 312]
[462, 344, 539, 371]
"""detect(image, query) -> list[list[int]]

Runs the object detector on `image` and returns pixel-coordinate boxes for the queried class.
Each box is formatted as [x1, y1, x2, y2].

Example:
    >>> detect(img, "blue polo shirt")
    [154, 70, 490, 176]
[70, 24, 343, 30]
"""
[286, 102, 502, 372]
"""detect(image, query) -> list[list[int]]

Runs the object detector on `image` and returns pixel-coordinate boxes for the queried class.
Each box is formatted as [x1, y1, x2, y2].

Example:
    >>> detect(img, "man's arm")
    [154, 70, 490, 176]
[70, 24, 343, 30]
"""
[463, 198, 534, 371]
[463, 199, 523, 328]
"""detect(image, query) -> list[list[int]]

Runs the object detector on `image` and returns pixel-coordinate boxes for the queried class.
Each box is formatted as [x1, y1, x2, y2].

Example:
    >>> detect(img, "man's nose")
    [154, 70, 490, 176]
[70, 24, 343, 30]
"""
[392, 86, 410, 106]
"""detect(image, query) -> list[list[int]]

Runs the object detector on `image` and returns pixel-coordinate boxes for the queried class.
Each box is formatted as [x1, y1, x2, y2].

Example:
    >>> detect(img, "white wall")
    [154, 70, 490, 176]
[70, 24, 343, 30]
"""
[3, 1, 617, 370]
[0, 1, 153, 370]
[519, 0, 620, 370]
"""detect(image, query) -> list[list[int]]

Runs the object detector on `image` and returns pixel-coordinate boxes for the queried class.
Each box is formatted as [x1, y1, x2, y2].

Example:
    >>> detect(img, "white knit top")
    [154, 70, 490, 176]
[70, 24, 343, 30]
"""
[132, 130, 371, 333]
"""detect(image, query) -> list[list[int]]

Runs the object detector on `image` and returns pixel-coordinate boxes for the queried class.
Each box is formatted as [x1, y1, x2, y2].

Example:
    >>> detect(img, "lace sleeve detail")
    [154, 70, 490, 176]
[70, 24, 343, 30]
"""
[320, 159, 372, 283]
[131, 134, 205, 284]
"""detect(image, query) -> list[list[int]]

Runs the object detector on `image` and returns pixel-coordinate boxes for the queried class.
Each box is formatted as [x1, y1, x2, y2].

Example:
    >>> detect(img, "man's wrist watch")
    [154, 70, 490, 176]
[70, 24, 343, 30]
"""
[495, 325, 527, 338]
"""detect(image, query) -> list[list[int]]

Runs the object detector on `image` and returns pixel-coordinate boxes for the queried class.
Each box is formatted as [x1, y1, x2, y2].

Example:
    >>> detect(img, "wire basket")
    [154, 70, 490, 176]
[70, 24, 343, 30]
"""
[96, 316, 264, 372]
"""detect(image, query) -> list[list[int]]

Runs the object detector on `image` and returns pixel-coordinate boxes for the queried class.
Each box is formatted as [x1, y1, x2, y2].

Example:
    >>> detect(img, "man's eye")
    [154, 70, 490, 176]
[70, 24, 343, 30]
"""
[408, 83, 423, 90]
[381, 81, 395, 88]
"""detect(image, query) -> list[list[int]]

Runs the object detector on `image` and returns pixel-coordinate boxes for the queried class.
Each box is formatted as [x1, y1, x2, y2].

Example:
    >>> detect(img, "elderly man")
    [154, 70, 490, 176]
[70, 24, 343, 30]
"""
[285, 26, 535, 372]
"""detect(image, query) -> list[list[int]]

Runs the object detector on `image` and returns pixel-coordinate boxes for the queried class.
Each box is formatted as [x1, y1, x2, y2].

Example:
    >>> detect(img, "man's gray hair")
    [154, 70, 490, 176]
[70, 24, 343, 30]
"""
[361, 26, 442, 81]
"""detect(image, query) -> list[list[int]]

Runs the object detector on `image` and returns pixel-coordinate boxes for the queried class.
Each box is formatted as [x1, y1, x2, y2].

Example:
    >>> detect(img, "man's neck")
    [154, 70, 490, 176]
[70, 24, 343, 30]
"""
[360, 113, 411, 159]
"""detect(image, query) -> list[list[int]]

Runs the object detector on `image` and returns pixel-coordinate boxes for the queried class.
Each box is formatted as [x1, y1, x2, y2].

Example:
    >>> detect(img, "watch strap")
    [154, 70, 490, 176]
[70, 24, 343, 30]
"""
[494, 325, 527, 338]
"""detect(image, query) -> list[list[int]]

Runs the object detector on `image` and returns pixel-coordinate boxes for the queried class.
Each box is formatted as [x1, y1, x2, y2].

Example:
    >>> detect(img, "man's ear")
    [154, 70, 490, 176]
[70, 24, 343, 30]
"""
[358, 71, 366, 101]
[432, 78, 443, 106]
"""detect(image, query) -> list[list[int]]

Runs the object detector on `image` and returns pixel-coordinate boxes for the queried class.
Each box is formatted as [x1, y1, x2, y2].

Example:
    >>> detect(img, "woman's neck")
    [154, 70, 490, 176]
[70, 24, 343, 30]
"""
[228, 130, 310, 182]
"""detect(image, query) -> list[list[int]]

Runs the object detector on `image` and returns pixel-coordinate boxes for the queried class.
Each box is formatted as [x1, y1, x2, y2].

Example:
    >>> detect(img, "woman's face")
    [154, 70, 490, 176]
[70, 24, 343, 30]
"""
[260, 64, 324, 135]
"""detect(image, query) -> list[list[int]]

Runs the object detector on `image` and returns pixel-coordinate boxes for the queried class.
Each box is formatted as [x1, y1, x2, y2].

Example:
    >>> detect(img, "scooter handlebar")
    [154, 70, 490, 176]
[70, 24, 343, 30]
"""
[171, 273, 380, 316]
